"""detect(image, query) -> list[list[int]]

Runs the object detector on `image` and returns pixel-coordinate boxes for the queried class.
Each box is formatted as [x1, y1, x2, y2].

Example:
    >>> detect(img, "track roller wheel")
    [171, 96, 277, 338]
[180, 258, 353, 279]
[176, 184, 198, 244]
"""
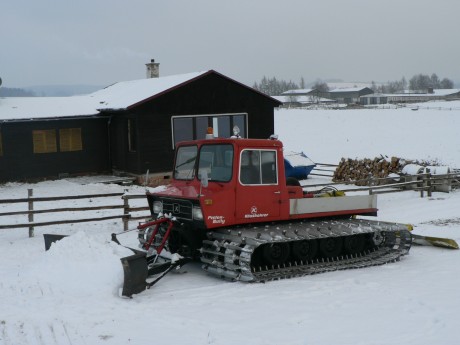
[263, 243, 290, 265]
[343, 235, 365, 254]
[319, 237, 343, 258]
[371, 231, 385, 246]
[291, 240, 318, 262]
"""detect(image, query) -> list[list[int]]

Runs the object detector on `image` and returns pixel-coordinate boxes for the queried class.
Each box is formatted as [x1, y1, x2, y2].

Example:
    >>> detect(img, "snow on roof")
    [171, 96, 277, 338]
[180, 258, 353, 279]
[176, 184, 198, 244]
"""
[329, 86, 371, 93]
[360, 89, 460, 98]
[327, 82, 373, 89]
[272, 95, 334, 104]
[0, 71, 209, 121]
[0, 96, 99, 120]
[91, 71, 208, 110]
[432, 88, 460, 96]
[281, 89, 314, 95]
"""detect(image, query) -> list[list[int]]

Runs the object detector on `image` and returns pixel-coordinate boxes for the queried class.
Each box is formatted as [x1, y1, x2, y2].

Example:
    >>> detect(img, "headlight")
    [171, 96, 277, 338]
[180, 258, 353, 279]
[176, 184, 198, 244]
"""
[153, 200, 163, 214]
[192, 206, 203, 220]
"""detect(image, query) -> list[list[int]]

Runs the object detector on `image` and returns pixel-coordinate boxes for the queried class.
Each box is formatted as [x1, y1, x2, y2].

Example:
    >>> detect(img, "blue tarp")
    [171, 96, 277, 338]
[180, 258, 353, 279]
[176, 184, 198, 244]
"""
[284, 151, 316, 180]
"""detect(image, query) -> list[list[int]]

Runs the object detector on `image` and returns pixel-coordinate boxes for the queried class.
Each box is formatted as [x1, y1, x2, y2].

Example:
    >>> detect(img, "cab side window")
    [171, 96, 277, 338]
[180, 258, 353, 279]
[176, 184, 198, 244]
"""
[240, 150, 261, 184]
[261, 151, 277, 184]
[240, 149, 277, 185]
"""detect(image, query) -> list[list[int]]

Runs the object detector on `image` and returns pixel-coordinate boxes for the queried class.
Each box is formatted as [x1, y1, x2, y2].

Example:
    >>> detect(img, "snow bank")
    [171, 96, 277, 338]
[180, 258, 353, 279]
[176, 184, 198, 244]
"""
[1, 231, 134, 313]
[31, 232, 131, 296]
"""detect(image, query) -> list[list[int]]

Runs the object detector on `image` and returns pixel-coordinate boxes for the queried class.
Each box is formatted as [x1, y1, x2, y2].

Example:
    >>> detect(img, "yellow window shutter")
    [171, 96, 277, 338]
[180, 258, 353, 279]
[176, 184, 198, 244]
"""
[33, 130, 57, 153]
[60, 128, 82, 152]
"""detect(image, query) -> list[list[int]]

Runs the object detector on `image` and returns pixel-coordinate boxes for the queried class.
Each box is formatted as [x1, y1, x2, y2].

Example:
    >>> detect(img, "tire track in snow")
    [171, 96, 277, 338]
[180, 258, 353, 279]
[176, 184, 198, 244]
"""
[0, 320, 27, 345]
[0, 319, 84, 345]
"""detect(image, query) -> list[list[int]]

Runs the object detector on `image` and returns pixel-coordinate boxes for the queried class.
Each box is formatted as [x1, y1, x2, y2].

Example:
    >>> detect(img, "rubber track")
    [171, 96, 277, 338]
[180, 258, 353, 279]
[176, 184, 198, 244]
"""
[200, 218, 412, 282]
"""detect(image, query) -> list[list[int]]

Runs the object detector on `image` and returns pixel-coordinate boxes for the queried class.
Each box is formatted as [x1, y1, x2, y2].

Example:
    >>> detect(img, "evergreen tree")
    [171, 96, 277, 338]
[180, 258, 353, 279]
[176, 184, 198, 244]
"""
[253, 76, 299, 96]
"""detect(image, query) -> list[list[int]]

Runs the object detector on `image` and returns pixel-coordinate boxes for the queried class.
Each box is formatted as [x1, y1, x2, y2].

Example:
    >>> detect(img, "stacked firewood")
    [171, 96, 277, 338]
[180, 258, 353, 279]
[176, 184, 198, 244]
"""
[333, 156, 403, 186]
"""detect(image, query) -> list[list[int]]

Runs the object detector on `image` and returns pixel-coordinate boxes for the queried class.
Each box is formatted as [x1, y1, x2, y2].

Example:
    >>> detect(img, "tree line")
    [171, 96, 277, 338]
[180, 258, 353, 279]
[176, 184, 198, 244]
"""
[0, 87, 35, 97]
[371, 74, 454, 94]
[253, 73, 455, 96]
[252, 76, 300, 97]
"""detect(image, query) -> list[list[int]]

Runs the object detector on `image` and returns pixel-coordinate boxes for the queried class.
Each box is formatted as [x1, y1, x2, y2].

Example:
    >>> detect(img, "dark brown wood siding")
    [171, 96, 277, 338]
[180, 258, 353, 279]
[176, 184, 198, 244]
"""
[109, 114, 142, 174]
[108, 72, 279, 174]
[0, 117, 110, 181]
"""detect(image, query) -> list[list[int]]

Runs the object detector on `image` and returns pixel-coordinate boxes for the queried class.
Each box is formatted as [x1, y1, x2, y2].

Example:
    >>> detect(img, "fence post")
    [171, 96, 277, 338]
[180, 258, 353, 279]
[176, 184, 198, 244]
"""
[420, 170, 433, 198]
[28, 189, 34, 237]
[426, 168, 432, 197]
[123, 191, 129, 231]
[419, 174, 424, 198]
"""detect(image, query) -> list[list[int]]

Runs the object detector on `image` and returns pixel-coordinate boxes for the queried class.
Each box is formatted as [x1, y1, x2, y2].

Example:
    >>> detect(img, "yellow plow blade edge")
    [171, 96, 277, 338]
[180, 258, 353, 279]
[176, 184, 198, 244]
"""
[411, 234, 459, 250]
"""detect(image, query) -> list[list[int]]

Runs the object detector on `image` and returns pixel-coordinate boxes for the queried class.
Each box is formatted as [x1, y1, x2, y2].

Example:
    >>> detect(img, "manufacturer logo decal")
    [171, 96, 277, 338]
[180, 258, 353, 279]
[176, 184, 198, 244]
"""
[173, 204, 180, 213]
[245, 206, 268, 219]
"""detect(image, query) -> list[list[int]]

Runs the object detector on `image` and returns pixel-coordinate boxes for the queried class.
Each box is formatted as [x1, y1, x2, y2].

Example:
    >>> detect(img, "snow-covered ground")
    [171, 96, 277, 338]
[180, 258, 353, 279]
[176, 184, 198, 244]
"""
[1, 101, 459, 345]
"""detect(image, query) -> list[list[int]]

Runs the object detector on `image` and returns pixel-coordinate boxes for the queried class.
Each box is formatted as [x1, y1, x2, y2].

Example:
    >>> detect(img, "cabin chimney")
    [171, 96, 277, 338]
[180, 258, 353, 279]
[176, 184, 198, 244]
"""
[146, 59, 160, 78]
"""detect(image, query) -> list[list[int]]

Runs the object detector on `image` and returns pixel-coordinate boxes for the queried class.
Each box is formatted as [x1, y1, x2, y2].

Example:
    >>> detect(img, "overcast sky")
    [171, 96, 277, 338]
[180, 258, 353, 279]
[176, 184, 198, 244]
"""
[2, 0, 460, 88]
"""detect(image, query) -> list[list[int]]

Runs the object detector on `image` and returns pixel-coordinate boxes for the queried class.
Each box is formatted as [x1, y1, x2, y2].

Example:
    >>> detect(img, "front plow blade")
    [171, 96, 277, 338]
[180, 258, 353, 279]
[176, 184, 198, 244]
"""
[120, 253, 149, 297]
[43, 234, 68, 251]
[120, 254, 192, 297]
[412, 234, 459, 249]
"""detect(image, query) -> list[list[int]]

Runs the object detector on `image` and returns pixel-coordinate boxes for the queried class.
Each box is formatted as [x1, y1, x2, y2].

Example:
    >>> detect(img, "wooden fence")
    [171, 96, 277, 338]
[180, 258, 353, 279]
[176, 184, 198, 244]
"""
[121, 194, 150, 230]
[309, 163, 337, 178]
[0, 170, 458, 237]
[303, 171, 460, 197]
[0, 190, 150, 237]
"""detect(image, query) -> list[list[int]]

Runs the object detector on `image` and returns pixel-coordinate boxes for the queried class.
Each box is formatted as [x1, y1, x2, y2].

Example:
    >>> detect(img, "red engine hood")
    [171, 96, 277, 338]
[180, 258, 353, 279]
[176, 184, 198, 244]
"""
[151, 183, 201, 199]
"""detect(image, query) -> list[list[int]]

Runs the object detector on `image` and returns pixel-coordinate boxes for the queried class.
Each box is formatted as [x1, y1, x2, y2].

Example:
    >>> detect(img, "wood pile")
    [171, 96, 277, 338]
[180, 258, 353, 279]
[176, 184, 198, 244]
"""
[333, 156, 403, 186]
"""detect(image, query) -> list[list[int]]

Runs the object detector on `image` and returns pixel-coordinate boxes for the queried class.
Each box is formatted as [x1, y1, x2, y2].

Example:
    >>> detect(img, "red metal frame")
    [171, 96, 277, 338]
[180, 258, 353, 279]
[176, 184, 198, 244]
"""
[137, 218, 175, 254]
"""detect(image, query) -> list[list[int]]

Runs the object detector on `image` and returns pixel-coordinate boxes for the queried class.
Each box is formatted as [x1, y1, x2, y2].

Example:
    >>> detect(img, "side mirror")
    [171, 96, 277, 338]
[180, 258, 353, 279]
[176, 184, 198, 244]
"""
[199, 170, 209, 188]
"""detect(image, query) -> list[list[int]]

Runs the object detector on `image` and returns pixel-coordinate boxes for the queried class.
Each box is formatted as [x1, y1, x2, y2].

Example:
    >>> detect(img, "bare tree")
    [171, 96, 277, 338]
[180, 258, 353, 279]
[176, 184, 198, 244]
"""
[312, 80, 329, 93]
[253, 76, 299, 96]
[430, 73, 440, 88]
[409, 74, 432, 91]
[300, 77, 306, 89]
[440, 78, 454, 89]
[409, 73, 453, 91]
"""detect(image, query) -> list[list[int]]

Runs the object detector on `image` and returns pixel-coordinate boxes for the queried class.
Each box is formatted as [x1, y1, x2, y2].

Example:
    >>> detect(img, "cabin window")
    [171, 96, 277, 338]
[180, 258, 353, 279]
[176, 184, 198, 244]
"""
[33, 129, 57, 154]
[195, 116, 209, 140]
[174, 145, 197, 180]
[240, 149, 277, 185]
[212, 116, 230, 138]
[232, 115, 246, 135]
[128, 119, 137, 152]
[198, 144, 233, 182]
[59, 128, 82, 152]
[171, 113, 247, 148]
[172, 118, 194, 145]
[0, 131, 3, 156]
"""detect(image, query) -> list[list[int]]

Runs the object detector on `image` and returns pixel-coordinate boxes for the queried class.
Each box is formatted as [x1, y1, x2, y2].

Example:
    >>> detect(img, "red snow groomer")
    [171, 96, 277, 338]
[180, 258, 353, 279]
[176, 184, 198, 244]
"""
[115, 128, 414, 296]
